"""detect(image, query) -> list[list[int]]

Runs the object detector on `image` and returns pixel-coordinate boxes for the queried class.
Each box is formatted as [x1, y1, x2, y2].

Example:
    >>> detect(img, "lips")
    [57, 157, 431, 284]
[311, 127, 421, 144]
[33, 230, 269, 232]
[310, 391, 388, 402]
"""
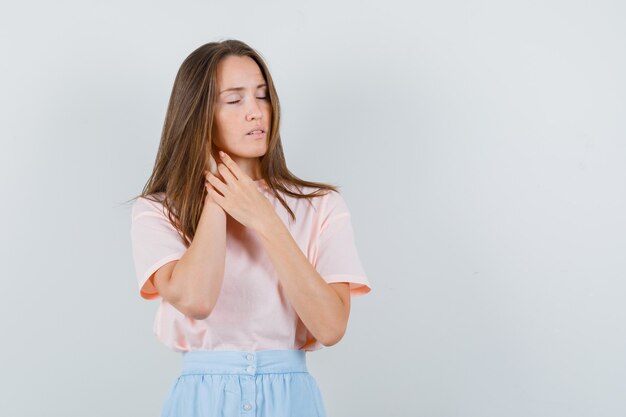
[247, 128, 265, 135]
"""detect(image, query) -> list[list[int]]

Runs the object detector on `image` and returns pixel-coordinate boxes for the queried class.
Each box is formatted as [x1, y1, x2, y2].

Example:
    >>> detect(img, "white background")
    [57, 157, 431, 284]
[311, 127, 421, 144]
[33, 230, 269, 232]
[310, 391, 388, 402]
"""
[1, 1, 625, 416]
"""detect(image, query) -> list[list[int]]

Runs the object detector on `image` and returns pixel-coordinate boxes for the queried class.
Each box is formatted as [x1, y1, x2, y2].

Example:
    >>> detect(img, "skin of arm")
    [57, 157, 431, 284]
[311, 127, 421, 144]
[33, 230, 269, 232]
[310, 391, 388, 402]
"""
[162, 200, 227, 320]
[255, 216, 352, 347]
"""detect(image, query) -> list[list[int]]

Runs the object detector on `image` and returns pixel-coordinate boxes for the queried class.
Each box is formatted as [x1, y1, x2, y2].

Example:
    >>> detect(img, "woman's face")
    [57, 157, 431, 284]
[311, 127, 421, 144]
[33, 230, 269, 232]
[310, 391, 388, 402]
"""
[212, 55, 271, 162]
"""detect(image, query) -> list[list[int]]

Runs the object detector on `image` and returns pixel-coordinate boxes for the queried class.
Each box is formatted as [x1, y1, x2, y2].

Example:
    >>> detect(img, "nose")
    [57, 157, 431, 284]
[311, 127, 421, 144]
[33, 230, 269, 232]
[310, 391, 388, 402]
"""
[246, 100, 263, 121]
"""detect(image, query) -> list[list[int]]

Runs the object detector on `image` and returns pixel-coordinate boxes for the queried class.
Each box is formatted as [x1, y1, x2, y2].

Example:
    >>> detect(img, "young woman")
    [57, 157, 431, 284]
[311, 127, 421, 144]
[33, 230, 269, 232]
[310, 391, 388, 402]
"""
[129, 39, 372, 417]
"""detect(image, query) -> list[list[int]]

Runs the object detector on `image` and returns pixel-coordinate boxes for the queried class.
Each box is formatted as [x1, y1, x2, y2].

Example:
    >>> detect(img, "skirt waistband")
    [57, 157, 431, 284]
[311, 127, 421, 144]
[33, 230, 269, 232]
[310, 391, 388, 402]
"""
[180, 349, 308, 375]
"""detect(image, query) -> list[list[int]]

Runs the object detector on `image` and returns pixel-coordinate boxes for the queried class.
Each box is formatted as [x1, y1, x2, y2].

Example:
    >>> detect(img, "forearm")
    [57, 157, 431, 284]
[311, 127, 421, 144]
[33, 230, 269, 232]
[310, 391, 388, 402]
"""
[255, 216, 347, 346]
[170, 201, 227, 316]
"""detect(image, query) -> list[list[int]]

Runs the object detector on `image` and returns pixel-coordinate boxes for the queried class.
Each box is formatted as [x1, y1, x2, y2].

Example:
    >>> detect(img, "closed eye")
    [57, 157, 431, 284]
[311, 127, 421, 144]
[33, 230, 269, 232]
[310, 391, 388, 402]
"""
[227, 96, 269, 104]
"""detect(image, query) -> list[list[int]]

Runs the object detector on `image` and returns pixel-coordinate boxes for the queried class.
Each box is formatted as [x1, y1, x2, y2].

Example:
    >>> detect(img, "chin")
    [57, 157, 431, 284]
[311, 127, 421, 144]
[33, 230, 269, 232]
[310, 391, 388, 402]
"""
[231, 147, 267, 159]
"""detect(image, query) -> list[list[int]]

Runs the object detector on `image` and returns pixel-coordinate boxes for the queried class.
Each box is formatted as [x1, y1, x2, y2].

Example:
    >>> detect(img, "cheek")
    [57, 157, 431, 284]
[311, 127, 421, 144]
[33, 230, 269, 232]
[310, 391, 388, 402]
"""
[214, 111, 237, 133]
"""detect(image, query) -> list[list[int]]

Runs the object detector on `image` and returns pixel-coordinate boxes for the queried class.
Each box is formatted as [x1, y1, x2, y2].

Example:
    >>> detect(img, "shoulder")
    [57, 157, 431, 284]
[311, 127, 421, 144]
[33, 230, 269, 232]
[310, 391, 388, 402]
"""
[297, 185, 346, 208]
[284, 187, 350, 223]
[319, 189, 350, 217]
[131, 193, 168, 220]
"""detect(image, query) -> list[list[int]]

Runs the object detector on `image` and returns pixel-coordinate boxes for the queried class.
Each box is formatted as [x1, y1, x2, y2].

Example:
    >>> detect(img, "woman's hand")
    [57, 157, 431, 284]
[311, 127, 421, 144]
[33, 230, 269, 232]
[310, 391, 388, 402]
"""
[206, 150, 278, 232]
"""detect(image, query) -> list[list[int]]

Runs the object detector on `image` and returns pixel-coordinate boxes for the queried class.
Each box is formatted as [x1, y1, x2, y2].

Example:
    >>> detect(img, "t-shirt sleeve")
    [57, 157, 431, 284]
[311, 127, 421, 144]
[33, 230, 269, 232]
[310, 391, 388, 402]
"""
[130, 196, 187, 300]
[314, 190, 372, 297]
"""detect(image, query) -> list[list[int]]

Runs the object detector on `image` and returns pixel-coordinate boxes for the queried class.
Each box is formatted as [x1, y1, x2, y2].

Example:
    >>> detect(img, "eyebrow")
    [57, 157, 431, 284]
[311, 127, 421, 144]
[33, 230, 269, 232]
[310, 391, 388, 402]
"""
[219, 83, 267, 94]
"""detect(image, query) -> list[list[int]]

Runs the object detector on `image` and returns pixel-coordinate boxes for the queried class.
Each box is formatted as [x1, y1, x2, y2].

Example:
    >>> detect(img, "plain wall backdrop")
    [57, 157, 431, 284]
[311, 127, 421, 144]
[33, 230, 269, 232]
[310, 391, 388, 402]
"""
[1, 1, 625, 416]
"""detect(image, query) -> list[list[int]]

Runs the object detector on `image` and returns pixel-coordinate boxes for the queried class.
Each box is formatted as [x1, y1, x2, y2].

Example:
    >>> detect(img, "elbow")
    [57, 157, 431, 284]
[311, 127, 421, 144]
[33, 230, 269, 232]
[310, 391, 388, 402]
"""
[320, 326, 346, 347]
[187, 305, 212, 320]
[171, 281, 216, 320]
[320, 312, 349, 346]
[167, 290, 213, 320]
[186, 302, 213, 320]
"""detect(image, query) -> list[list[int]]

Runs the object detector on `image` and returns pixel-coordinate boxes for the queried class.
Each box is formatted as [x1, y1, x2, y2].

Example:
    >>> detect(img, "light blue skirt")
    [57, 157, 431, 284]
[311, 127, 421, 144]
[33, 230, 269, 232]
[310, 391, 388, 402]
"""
[160, 349, 327, 417]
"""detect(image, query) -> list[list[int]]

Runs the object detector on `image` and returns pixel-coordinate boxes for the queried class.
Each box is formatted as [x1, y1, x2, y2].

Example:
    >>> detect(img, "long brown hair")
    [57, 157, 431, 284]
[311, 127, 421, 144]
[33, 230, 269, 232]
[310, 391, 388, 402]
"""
[125, 39, 339, 246]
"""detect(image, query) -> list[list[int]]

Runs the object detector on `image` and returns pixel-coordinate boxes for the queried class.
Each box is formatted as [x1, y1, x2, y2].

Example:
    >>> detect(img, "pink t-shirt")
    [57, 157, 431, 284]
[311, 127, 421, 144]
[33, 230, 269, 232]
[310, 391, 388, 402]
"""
[130, 179, 372, 352]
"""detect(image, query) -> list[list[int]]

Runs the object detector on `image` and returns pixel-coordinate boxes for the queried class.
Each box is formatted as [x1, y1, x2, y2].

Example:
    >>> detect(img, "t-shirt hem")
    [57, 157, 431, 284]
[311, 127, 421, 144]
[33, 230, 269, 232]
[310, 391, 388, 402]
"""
[322, 273, 372, 297]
